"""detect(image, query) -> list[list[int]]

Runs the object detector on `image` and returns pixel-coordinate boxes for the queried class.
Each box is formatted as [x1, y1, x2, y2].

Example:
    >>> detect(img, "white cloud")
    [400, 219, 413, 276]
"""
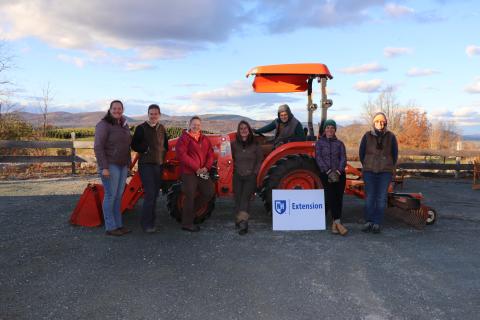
[453, 107, 478, 117]
[339, 62, 387, 74]
[430, 108, 452, 118]
[385, 3, 414, 17]
[466, 45, 480, 57]
[430, 105, 480, 130]
[188, 80, 300, 107]
[353, 79, 384, 93]
[384, 47, 413, 58]
[0, 0, 247, 59]
[136, 46, 192, 60]
[465, 79, 480, 94]
[406, 68, 439, 77]
[328, 113, 359, 122]
[57, 54, 85, 68]
[384, 3, 443, 23]
[258, 1, 385, 32]
[0, 1, 389, 54]
[124, 62, 155, 71]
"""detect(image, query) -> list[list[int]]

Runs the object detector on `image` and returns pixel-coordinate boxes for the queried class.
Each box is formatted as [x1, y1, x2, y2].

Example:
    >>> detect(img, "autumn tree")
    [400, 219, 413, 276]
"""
[362, 86, 403, 134]
[397, 108, 430, 149]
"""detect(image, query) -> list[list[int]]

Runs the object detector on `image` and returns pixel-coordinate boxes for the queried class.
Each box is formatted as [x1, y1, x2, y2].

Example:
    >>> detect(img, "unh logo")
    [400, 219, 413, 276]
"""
[274, 200, 287, 214]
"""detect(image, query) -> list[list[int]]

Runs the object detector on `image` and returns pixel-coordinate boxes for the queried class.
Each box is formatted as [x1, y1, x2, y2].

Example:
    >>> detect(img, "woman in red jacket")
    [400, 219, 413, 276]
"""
[175, 116, 215, 232]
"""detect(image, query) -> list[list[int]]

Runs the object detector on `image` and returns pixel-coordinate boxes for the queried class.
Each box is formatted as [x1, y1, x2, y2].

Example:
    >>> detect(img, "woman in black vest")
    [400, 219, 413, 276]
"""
[131, 104, 169, 233]
[359, 112, 398, 234]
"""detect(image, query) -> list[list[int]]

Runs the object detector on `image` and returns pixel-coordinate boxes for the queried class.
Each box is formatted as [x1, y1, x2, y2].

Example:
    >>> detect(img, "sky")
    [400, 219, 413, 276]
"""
[0, 0, 480, 134]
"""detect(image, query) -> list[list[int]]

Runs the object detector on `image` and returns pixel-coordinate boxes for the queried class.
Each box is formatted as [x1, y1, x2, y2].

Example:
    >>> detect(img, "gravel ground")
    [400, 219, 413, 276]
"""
[0, 177, 479, 320]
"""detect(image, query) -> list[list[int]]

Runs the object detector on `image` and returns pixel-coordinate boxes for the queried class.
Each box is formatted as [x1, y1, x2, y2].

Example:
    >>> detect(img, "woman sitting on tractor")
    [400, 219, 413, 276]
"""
[175, 116, 215, 232]
[231, 120, 263, 235]
[254, 104, 305, 147]
[315, 119, 348, 236]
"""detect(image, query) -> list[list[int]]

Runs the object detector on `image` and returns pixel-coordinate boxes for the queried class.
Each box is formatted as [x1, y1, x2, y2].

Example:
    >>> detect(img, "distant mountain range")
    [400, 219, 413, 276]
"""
[463, 134, 480, 141]
[17, 111, 271, 134]
[17, 111, 479, 139]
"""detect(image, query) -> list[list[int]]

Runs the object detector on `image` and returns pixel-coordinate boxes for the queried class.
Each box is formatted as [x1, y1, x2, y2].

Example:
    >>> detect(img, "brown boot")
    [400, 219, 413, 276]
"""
[331, 222, 339, 234]
[334, 221, 348, 236]
[235, 211, 249, 227]
[105, 229, 123, 236]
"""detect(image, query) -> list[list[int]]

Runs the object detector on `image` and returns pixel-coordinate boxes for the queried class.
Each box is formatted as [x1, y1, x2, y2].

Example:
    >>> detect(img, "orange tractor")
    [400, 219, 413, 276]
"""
[71, 63, 436, 228]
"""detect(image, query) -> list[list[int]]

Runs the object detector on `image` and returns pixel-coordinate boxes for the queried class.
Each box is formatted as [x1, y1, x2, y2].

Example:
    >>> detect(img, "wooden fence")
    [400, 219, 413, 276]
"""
[0, 138, 94, 174]
[1, 139, 479, 175]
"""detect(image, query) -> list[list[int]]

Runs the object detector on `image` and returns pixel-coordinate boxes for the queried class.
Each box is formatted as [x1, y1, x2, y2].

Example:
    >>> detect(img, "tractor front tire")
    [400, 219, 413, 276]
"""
[166, 182, 216, 224]
[424, 206, 437, 225]
[260, 154, 323, 213]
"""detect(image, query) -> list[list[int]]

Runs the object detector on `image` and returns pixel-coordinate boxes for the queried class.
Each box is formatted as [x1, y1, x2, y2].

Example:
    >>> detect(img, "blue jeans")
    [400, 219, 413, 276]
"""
[363, 171, 392, 225]
[138, 163, 163, 230]
[100, 164, 128, 231]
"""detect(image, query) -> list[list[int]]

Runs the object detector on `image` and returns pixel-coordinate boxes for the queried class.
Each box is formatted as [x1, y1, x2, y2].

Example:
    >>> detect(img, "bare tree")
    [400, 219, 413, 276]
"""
[430, 120, 459, 150]
[0, 41, 15, 117]
[39, 82, 53, 136]
[362, 86, 403, 133]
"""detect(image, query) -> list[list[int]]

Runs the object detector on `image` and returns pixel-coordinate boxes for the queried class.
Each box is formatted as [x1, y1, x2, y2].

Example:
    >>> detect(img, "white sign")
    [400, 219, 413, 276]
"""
[272, 189, 326, 231]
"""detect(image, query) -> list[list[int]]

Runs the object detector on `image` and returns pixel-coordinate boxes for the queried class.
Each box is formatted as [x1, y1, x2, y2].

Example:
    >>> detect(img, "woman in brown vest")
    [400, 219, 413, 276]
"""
[231, 120, 263, 235]
[131, 104, 169, 233]
[359, 112, 398, 234]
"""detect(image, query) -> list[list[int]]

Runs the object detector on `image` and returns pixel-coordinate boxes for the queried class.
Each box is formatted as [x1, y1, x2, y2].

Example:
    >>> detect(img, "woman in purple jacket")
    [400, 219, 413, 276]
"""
[94, 100, 132, 236]
[315, 119, 348, 235]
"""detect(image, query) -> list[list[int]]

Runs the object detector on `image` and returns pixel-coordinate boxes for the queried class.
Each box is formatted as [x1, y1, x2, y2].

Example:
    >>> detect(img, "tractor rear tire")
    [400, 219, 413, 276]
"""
[166, 182, 216, 224]
[259, 154, 323, 213]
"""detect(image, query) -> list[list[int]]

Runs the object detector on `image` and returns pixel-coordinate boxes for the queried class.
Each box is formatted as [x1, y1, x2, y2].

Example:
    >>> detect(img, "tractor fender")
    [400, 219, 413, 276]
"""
[257, 141, 316, 187]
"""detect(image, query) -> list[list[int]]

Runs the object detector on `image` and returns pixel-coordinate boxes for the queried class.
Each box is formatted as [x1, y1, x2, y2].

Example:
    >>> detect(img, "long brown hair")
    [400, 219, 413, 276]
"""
[103, 100, 124, 125]
[236, 120, 254, 145]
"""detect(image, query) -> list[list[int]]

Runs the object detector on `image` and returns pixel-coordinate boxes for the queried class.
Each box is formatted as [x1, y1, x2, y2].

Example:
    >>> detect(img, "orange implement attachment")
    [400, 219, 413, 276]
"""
[70, 154, 142, 228]
[70, 183, 104, 227]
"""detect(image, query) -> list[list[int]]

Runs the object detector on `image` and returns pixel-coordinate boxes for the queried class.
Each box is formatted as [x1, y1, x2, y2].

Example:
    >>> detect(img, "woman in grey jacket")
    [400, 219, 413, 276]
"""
[94, 100, 132, 236]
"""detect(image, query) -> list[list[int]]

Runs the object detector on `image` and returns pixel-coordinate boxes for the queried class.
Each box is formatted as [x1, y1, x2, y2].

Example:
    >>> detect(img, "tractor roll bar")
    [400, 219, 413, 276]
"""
[318, 77, 333, 137]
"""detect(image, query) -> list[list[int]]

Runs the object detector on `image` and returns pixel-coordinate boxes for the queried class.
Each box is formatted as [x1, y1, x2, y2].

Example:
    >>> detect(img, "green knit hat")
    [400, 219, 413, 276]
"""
[323, 119, 337, 130]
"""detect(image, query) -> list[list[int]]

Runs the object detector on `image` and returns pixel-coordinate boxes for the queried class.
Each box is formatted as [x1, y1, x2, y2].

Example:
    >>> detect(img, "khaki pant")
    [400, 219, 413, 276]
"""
[233, 173, 256, 222]
[181, 173, 215, 227]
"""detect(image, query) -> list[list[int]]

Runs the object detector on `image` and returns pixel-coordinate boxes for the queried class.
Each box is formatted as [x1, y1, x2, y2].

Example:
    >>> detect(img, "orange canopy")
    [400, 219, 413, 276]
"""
[246, 63, 332, 93]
